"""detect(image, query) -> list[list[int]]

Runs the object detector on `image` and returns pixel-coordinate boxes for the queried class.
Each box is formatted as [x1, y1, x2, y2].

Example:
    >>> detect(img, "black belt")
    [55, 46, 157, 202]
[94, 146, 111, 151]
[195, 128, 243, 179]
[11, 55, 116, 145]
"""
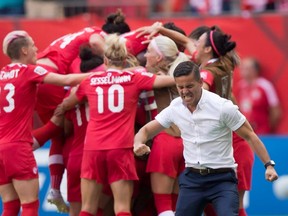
[189, 167, 234, 175]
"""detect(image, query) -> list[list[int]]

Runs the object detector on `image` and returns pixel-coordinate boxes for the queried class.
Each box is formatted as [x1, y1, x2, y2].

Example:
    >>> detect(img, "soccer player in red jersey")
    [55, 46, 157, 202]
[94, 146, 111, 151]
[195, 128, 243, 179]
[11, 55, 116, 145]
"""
[235, 57, 282, 134]
[35, 10, 131, 211]
[143, 35, 190, 216]
[56, 34, 175, 216]
[35, 26, 106, 213]
[64, 46, 105, 216]
[0, 30, 93, 216]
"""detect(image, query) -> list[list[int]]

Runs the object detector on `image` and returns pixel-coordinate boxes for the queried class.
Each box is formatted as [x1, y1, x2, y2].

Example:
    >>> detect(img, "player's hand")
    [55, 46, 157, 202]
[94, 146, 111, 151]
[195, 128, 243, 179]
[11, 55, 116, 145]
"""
[265, 167, 278, 182]
[135, 21, 163, 41]
[134, 143, 151, 156]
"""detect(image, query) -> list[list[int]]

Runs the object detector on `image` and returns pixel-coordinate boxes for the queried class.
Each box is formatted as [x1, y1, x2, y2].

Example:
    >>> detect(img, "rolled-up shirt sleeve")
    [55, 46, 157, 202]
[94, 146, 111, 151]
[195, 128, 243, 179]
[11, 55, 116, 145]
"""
[155, 106, 173, 128]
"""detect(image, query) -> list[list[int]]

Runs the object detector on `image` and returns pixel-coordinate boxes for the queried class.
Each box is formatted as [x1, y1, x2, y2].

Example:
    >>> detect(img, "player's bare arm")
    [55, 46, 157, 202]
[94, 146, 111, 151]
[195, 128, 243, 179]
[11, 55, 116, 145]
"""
[135, 21, 163, 41]
[43, 72, 92, 86]
[153, 75, 175, 88]
[135, 22, 195, 54]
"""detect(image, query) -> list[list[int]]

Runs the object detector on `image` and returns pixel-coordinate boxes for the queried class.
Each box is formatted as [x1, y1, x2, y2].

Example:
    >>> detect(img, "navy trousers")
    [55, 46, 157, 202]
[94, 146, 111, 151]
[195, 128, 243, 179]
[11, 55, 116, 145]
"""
[175, 168, 239, 216]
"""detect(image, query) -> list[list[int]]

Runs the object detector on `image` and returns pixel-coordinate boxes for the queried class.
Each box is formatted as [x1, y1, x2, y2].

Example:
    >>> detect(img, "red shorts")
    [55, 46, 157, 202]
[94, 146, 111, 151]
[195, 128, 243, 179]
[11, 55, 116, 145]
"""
[0, 143, 38, 185]
[233, 133, 254, 190]
[67, 153, 82, 202]
[146, 132, 185, 178]
[81, 148, 138, 184]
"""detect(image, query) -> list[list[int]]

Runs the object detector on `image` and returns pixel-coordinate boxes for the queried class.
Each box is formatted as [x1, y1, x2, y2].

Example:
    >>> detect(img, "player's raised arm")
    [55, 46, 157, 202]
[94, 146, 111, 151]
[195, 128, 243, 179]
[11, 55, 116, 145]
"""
[135, 22, 195, 54]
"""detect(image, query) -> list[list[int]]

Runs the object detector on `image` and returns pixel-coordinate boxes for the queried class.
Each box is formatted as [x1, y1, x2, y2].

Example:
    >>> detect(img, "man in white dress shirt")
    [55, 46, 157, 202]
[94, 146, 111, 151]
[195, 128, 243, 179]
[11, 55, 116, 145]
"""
[134, 61, 278, 216]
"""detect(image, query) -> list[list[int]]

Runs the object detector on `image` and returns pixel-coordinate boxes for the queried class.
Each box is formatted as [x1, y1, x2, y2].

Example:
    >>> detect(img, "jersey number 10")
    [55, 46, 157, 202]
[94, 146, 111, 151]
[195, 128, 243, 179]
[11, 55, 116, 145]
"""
[96, 84, 124, 113]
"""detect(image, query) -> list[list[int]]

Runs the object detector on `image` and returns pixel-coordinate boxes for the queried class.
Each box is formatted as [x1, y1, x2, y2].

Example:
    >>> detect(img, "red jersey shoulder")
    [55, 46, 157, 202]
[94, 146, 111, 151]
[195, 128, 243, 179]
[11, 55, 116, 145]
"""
[129, 66, 146, 73]
[129, 67, 154, 78]
[200, 70, 214, 82]
[0, 63, 46, 77]
[120, 31, 148, 56]
[33, 65, 48, 75]
[0, 63, 25, 80]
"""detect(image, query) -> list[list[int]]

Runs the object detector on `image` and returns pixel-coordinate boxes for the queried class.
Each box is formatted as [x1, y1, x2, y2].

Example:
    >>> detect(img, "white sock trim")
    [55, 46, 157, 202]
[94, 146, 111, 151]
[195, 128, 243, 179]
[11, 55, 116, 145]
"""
[49, 154, 64, 165]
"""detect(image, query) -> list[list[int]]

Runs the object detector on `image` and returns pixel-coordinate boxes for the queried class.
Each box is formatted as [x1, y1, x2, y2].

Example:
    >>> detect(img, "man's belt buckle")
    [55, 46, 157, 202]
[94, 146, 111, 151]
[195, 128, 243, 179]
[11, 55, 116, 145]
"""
[199, 168, 210, 175]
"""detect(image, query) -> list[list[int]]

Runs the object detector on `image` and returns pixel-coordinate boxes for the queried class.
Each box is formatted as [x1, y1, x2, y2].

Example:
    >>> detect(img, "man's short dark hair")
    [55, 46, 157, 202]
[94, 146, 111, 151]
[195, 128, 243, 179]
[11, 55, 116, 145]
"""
[173, 61, 201, 81]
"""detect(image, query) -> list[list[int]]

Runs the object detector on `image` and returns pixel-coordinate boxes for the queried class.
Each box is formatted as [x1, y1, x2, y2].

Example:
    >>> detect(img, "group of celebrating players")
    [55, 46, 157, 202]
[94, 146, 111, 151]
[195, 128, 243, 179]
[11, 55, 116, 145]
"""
[1, 8, 275, 216]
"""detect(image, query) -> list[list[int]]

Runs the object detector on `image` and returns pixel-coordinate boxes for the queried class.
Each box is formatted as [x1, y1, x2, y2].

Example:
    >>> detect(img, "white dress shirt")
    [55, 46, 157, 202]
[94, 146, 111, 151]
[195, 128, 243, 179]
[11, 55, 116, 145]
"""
[155, 89, 246, 169]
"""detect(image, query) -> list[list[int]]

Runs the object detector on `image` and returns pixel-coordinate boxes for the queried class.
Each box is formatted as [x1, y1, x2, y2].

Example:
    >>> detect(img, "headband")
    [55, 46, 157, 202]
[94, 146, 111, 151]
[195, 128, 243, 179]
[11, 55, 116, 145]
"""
[209, 31, 220, 57]
[150, 39, 163, 58]
[3, 30, 29, 55]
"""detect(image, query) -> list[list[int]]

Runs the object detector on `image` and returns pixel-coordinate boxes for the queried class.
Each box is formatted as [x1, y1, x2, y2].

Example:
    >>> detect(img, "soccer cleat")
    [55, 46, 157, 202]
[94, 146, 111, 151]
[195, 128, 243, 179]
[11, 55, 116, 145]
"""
[47, 189, 69, 213]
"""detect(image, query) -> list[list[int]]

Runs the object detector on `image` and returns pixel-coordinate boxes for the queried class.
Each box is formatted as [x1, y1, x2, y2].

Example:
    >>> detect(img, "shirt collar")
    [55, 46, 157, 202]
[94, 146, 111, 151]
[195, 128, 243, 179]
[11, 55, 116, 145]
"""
[197, 88, 207, 110]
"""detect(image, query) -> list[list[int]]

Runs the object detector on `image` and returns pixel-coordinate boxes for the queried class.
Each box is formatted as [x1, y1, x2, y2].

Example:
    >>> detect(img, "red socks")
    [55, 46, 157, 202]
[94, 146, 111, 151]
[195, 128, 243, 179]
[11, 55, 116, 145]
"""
[2, 199, 20, 216]
[153, 193, 172, 214]
[80, 211, 94, 216]
[116, 212, 132, 216]
[32, 120, 63, 149]
[49, 135, 65, 190]
[49, 164, 65, 189]
[79, 209, 105, 216]
[21, 200, 39, 216]
[239, 208, 248, 216]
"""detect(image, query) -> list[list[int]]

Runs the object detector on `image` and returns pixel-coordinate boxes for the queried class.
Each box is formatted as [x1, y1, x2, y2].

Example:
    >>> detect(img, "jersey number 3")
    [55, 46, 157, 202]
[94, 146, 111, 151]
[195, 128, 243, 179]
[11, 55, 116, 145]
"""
[0, 83, 15, 113]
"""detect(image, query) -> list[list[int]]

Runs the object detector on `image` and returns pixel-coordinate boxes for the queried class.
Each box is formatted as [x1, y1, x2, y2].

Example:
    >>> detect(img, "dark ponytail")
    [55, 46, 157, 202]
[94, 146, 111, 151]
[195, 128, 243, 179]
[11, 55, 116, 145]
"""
[101, 9, 131, 34]
[206, 27, 236, 58]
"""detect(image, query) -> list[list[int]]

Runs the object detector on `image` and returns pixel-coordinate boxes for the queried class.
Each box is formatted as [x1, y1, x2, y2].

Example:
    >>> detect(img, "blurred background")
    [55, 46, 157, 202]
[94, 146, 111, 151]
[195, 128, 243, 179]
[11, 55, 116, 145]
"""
[1, 0, 288, 215]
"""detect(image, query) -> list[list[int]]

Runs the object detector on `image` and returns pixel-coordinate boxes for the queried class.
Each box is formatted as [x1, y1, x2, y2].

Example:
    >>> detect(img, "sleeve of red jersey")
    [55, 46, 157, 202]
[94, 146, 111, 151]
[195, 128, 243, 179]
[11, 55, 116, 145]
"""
[28, 65, 49, 83]
[200, 70, 214, 87]
[133, 68, 156, 91]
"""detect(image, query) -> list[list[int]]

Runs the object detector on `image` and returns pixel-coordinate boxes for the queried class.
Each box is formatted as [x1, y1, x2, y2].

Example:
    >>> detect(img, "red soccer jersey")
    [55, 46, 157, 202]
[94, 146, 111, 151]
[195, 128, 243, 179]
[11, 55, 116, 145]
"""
[136, 90, 158, 127]
[120, 31, 148, 56]
[65, 102, 89, 155]
[200, 69, 215, 91]
[37, 26, 105, 74]
[234, 77, 280, 134]
[76, 67, 156, 150]
[0, 63, 48, 145]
